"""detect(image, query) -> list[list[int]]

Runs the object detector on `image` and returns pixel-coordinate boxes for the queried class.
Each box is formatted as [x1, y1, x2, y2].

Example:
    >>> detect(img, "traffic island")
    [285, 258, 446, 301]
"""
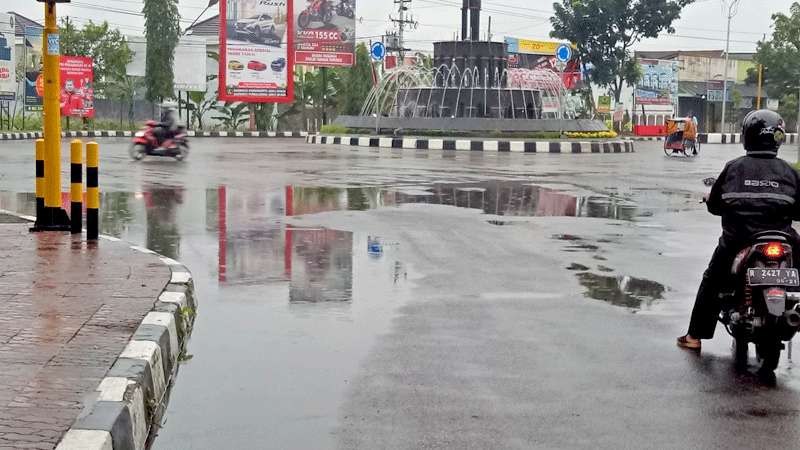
[0, 211, 196, 450]
[307, 134, 636, 154]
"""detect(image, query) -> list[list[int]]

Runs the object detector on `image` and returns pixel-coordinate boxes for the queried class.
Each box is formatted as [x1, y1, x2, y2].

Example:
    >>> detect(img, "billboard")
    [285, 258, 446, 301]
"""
[24, 27, 44, 112]
[220, 0, 294, 103]
[0, 14, 15, 101]
[294, 0, 355, 67]
[60, 56, 94, 118]
[635, 59, 678, 106]
[125, 36, 146, 77]
[505, 37, 581, 90]
[505, 38, 574, 56]
[174, 36, 208, 91]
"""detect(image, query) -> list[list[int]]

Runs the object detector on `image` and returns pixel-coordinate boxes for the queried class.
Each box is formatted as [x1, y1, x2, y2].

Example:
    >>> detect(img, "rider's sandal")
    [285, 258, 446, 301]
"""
[676, 335, 701, 350]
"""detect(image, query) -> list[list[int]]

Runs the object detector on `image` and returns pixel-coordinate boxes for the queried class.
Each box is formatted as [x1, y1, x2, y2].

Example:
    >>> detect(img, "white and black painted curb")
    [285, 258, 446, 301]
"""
[0, 130, 308, 140]
[632, 133, 799, 145]
[307, 134, 636, 154]
[55, 246, 196, 450]
[0, 209, 197, 450]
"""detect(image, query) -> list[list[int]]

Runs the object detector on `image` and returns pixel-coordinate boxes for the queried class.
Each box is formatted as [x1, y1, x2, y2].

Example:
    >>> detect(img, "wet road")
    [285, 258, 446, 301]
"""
[2, 138, 800, 449]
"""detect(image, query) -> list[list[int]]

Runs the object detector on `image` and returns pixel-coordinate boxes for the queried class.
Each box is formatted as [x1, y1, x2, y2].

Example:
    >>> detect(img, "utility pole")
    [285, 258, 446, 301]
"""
[389, 0, 417, 65]
[720, 0, 741, 133]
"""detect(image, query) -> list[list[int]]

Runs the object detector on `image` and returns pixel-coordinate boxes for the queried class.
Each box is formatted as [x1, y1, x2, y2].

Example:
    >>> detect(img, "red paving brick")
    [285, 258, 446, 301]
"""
[0, 220, 170, 449]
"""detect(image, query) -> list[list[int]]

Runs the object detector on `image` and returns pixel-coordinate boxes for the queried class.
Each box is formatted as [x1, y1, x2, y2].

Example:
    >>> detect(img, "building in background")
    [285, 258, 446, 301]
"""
[634, 50, 762, 133]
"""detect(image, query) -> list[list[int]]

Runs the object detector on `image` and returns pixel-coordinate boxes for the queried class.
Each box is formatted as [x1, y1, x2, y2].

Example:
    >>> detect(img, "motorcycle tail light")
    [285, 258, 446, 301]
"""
[763, 242, 785, 259]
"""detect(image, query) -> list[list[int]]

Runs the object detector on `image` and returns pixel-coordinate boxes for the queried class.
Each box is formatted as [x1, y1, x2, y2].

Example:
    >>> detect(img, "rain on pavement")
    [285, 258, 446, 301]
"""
[3, 138, 800, 448]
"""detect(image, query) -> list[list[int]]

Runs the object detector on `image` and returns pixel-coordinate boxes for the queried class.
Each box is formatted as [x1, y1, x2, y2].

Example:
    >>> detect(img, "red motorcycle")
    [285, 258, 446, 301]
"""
[298, 0, 333, 29]
[130, 121, 189, 161]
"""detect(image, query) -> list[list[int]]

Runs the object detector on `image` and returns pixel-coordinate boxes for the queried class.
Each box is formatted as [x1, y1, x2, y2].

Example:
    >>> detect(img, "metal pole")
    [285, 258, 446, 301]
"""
[756, 64, 763, 109]
[720, 0, 740, 133]
[796, 85, 800, 162]
[720, 14, 731, 133]
[39, 1, 70, 230]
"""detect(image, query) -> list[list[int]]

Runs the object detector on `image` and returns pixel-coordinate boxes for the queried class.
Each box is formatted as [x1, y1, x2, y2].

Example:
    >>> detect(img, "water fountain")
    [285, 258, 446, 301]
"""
[335, 0, 607, 134]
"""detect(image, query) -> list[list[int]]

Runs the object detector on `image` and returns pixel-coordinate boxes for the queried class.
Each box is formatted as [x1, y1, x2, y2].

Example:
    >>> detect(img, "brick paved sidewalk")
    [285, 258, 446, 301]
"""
[0, 216, 171, 449]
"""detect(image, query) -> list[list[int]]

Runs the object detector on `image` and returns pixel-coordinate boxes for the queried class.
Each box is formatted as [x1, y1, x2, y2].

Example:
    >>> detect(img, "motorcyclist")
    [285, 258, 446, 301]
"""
[155, 105, 179, 146]
[678, 110, 800, 350]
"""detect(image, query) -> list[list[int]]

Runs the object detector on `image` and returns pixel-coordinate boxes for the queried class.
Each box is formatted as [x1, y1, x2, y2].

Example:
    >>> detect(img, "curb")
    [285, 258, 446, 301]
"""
[632, 133, 799, 145]
[0, 209, 197, 450]
[0, 131, 308, 140]
[307, 134, 636, 154]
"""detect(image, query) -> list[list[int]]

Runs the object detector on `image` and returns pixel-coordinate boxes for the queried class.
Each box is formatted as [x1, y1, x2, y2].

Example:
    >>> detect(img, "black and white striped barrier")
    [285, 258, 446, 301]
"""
[55, 246, 196, 450]
[307, 135, 636, 154]
[632, 133, 799, 145]
[0, 131, 309, 140]
[0, 209, 198, 450]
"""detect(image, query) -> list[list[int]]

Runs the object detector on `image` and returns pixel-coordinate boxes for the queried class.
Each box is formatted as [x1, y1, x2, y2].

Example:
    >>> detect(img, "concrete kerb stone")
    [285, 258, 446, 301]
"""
[1, 131, 308, 141]
[0, 210, 197, 450]
[310, 134, 636, 154]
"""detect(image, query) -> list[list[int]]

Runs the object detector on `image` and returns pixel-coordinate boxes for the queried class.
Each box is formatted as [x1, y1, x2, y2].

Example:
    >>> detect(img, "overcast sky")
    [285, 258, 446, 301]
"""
[9, 0, 796, 53]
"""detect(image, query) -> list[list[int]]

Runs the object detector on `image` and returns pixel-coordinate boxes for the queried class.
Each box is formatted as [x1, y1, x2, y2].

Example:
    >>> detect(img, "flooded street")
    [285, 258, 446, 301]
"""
[2, 138, 800, 448]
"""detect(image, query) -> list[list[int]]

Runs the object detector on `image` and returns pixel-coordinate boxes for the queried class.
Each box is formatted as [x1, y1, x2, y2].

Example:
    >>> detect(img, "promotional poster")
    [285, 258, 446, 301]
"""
[220, 0, 294, 103]
[294, 0, 356, 67]
[60, 56, 94, 118]
[635, 59, 678, 106]
[0, 14, 15, 101]
[24, 27, 44, 112]
[505, 37, 581, 89]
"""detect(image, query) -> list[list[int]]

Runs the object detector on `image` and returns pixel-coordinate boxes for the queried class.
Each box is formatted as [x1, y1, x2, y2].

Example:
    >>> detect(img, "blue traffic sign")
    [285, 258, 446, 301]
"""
[555, 44, 572, 63]
[370, 42, 386, 61]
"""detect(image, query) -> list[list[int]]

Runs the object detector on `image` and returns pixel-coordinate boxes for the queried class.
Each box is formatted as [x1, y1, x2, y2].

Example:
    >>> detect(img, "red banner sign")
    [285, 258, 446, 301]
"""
[59, 56, 94, 118]
[293, 0, 355, 67]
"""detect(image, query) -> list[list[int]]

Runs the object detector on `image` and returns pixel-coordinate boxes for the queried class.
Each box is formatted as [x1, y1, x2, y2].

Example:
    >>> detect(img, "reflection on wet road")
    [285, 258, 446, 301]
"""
[2, 139, 800, 449]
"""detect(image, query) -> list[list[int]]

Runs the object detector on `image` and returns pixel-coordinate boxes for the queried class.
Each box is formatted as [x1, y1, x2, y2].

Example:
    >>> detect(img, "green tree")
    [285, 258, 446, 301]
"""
[58, 18, 133, 96]
[212, 102, 250, 130]
[337, 43, 374, 115]
[143, 0, 180, 102]
[550, 0, 693, 103]
[753, 2, 800, 125]
[182, 91, 217, 130]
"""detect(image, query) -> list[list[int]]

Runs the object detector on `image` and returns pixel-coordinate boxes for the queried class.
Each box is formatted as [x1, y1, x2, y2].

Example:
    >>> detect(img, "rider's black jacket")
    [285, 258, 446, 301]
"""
[707, 151, 800, 242]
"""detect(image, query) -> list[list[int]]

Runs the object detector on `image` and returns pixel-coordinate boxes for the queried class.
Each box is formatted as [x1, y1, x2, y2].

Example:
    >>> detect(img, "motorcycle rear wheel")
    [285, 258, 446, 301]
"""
[734, 336, 749, 368]
[129, 144, 146, 161]
[757, 339, 782, 373]
[298, 11, 311, 29]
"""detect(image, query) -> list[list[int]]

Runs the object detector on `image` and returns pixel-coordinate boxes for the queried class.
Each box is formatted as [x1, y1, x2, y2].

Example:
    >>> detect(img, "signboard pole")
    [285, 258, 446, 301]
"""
[38, 1, 70, 230]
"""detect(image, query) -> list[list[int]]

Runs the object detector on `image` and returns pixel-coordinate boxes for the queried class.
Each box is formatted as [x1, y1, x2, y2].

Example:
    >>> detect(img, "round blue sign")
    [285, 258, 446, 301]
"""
[370, 42, 386, 61]
[556, 44, 572, 63]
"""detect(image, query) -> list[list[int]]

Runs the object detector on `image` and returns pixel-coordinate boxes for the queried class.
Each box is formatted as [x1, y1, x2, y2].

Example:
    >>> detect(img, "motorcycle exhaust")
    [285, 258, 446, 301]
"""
[785, 307, 800, 328]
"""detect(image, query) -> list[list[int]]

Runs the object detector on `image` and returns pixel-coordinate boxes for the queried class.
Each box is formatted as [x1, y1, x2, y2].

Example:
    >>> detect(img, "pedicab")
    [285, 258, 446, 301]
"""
[663, 117, 700, 157]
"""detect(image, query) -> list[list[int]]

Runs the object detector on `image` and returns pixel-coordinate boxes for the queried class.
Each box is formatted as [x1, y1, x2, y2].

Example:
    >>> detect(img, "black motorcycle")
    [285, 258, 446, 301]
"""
[336, 0, 355, 18]
[720, 230, 800, 374]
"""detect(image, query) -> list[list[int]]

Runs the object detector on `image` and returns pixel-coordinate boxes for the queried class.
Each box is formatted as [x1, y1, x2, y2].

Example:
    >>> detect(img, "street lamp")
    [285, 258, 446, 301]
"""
[720, 0, 741, 133]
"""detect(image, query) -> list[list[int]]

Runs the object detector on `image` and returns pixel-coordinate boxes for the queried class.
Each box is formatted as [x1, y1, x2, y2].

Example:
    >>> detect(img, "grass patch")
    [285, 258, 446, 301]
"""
[319, 124, 351, 134]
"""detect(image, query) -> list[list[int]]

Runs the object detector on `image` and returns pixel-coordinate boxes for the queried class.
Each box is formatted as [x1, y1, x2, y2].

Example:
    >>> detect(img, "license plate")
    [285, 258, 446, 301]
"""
[747, 268, 800, 286]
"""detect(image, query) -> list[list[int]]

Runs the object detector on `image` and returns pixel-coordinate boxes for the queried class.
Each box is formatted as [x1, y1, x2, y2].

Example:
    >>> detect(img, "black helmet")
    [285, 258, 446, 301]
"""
[742, 109, 786, 154]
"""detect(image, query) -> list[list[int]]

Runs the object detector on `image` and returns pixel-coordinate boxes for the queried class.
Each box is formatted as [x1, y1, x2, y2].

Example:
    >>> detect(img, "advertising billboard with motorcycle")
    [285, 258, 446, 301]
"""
[220, 0, 294, 103]
[294, 0, 356, 67]
[0, 14, 15, 101]
[60, 56, 94, 118]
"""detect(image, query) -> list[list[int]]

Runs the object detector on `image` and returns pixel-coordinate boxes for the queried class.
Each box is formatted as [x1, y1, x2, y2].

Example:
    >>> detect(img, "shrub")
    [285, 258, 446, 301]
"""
[564, 130, 619, 139]
[320, 124, 350, 134]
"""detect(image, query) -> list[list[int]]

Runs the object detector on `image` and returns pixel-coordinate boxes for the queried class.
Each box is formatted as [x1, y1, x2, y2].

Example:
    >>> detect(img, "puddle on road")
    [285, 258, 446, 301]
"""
[289, 180, 696, 222]
[577, 273, 666, 309]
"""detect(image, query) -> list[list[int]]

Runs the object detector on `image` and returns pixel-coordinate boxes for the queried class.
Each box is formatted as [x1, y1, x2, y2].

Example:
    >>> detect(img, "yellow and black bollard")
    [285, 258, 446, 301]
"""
[70, 140, 83, 234]
[86, 141, 99, 240]
[34, 139, 45, 224]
